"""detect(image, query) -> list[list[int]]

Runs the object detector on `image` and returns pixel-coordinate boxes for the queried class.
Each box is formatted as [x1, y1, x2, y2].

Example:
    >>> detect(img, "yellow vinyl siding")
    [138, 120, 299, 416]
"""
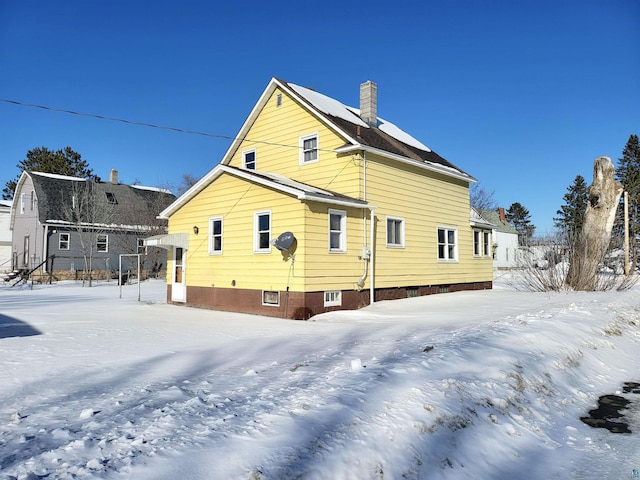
[364, 153, 492, 287]
[167, 172, 368, 293]
[168, 173, 306, 292]
[228, 88, 362, 200]
[300, 202, 365, 290]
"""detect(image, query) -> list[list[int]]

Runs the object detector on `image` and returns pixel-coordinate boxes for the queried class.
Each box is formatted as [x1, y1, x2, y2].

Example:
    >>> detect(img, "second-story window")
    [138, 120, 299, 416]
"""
[20, 193, 26, 214]
[243, 149, 256, 170]
[300, 133, 318, 164]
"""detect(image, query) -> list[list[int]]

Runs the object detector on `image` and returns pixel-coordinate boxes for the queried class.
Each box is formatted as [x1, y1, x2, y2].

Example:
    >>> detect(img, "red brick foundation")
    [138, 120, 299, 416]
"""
[167, 281, 492, 320]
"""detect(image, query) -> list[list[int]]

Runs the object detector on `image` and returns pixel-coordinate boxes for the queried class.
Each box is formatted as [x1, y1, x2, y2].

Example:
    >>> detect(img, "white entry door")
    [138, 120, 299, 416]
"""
[171, 247, 186, 302]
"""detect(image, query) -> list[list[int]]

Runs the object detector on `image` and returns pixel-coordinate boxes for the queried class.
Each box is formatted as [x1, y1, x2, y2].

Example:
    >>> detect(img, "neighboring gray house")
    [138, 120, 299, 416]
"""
[9, 170, 175, 279]
[0, 200, 12, 273]
[480, 207, 520, 269]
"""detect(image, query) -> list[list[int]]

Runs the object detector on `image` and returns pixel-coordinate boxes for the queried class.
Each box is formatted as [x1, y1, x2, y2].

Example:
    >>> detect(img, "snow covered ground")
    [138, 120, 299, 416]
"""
[1, 274, 640, 480]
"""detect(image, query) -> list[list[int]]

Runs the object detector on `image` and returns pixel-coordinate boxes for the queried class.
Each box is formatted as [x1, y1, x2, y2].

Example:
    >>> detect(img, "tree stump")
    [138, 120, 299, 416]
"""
[566, 156, 623, 290]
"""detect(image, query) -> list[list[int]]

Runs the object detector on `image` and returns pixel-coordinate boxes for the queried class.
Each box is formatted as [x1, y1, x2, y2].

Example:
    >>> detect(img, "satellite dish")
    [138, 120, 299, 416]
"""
[273, 231, 296, 252]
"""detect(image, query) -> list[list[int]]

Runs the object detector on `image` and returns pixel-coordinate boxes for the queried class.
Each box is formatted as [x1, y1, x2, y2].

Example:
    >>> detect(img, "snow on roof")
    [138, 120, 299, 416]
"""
[290, 83, 432, 152]
[289, 84, 368, 128]
[31, 171, 86, 181]
[131, 184, 173, 194]
[0, 199, 12, 208]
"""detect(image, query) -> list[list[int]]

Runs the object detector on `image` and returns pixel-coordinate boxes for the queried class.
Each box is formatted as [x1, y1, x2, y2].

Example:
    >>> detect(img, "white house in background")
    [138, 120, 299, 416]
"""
[0, 200, 12, 272]
[480, 207, 520, 269]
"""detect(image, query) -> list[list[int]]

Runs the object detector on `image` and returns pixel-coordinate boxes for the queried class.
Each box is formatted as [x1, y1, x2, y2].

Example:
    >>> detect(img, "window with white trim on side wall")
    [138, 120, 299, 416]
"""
[209, 217, 223, 254]
[254, 211, 271, 253]
[328, 209, 346, 253]
[386, 216, 405, 248]
[299, 133, 319, 164]
[243, 149, 256, 170]
[59, 233, 70, 250]
[437, 227, 457, 261]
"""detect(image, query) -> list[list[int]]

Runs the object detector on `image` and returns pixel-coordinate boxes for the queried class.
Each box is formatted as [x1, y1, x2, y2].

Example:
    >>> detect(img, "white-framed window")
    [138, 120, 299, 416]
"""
[262, 290, 280, 306]
[243, 149, 256, 170]
[209, 217, 223, 254]
[473, 229, 482, 257]
[437, 227, 457, 261]
[328, 209, 346, 252]
[59, 233, 70, 250]
[20, 193, 26, 214]
[324, 290, 342, 307]
[299, 133, 319, 164]
[137, 238, 146, 254]
[386, 216, 405, 247]
[97, 234, 109, 252]
[473, 229, 492, 257]
[254, 211, 271, 253]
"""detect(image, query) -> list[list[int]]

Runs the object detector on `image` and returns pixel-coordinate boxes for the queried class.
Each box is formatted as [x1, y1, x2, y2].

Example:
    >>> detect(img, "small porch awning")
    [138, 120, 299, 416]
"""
[144, 233, 189, 250]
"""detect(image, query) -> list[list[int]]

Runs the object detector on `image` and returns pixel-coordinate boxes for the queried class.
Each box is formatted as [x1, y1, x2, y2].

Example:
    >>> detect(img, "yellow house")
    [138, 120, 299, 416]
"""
[148, 78, 494, 319]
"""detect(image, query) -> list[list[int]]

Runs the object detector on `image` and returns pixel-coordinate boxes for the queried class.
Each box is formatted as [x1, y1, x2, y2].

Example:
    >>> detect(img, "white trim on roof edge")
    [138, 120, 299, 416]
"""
[157, 165, 369, 219]
[334, 144, 477, 183]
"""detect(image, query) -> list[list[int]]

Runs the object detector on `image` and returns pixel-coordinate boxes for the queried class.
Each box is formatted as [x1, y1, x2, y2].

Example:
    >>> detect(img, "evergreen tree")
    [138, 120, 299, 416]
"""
[615, 134, 640, 238]
[554, 175, 588, 234]
[506, 202, 535, 245]
[2, 146, 95, 200]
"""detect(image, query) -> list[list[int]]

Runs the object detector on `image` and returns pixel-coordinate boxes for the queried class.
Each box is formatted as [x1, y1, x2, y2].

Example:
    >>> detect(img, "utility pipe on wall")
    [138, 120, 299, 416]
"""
[369, 206, 376, 304]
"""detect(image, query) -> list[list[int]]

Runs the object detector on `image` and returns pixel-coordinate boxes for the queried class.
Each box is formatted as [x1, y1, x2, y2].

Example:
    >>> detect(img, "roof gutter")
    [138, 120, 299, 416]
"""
[335, 144, 476, 183]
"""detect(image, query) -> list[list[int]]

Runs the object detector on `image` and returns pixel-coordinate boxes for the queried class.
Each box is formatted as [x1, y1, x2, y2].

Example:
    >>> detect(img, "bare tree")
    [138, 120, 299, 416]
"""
[61, 180, 117, 286]
[470, 182, 497, 211]
[112, 187, 173, 278]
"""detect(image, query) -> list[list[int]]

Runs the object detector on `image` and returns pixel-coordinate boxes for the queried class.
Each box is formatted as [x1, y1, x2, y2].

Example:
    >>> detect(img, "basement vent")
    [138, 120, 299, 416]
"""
[406, 287, 419, 298]
[438, 286, 449, 294]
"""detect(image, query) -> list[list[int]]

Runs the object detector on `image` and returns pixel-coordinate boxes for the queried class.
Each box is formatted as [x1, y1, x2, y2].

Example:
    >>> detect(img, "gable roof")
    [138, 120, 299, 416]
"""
[159, 165, 368, 219]
[479, 209, 518, 234]
[220, 78, 475, 183]
[11, 171, 175, 229]
[470, 208, 496, 229]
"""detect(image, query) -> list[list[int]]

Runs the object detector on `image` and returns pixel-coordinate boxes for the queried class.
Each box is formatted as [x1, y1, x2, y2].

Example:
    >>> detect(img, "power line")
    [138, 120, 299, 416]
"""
[0, 97, 338, 153]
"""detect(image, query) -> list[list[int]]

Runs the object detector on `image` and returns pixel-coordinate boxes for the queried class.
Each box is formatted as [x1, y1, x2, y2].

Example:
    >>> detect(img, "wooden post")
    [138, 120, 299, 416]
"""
[625, 191, 630, 276]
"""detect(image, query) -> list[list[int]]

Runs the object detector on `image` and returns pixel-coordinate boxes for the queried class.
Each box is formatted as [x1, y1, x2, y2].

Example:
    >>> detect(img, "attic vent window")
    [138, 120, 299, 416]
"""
[105, 192, 117, 204]
[276, 93, 282, 107]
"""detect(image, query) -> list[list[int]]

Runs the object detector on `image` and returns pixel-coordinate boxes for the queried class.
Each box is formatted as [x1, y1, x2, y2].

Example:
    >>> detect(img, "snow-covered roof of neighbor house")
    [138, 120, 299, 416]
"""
[0, 199, 12, 209]
[480, 209, 518, 234]
[14, 171, 175, 228]
[470, 208, 496, 229]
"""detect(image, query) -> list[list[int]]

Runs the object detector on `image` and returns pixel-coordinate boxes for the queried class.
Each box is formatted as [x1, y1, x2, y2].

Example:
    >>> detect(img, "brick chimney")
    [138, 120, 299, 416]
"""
[110, 169, 119, 184]
[360, 80, 377, 127]
[499, 207, 506, 223]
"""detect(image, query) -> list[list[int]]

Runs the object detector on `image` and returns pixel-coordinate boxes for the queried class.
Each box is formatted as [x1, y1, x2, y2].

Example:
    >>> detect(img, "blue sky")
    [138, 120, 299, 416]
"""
[1, 0, 638, 233]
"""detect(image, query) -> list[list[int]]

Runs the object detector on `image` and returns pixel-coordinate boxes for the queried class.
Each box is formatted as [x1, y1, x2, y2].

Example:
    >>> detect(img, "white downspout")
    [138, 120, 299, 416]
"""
[369, 206, 376, 304]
